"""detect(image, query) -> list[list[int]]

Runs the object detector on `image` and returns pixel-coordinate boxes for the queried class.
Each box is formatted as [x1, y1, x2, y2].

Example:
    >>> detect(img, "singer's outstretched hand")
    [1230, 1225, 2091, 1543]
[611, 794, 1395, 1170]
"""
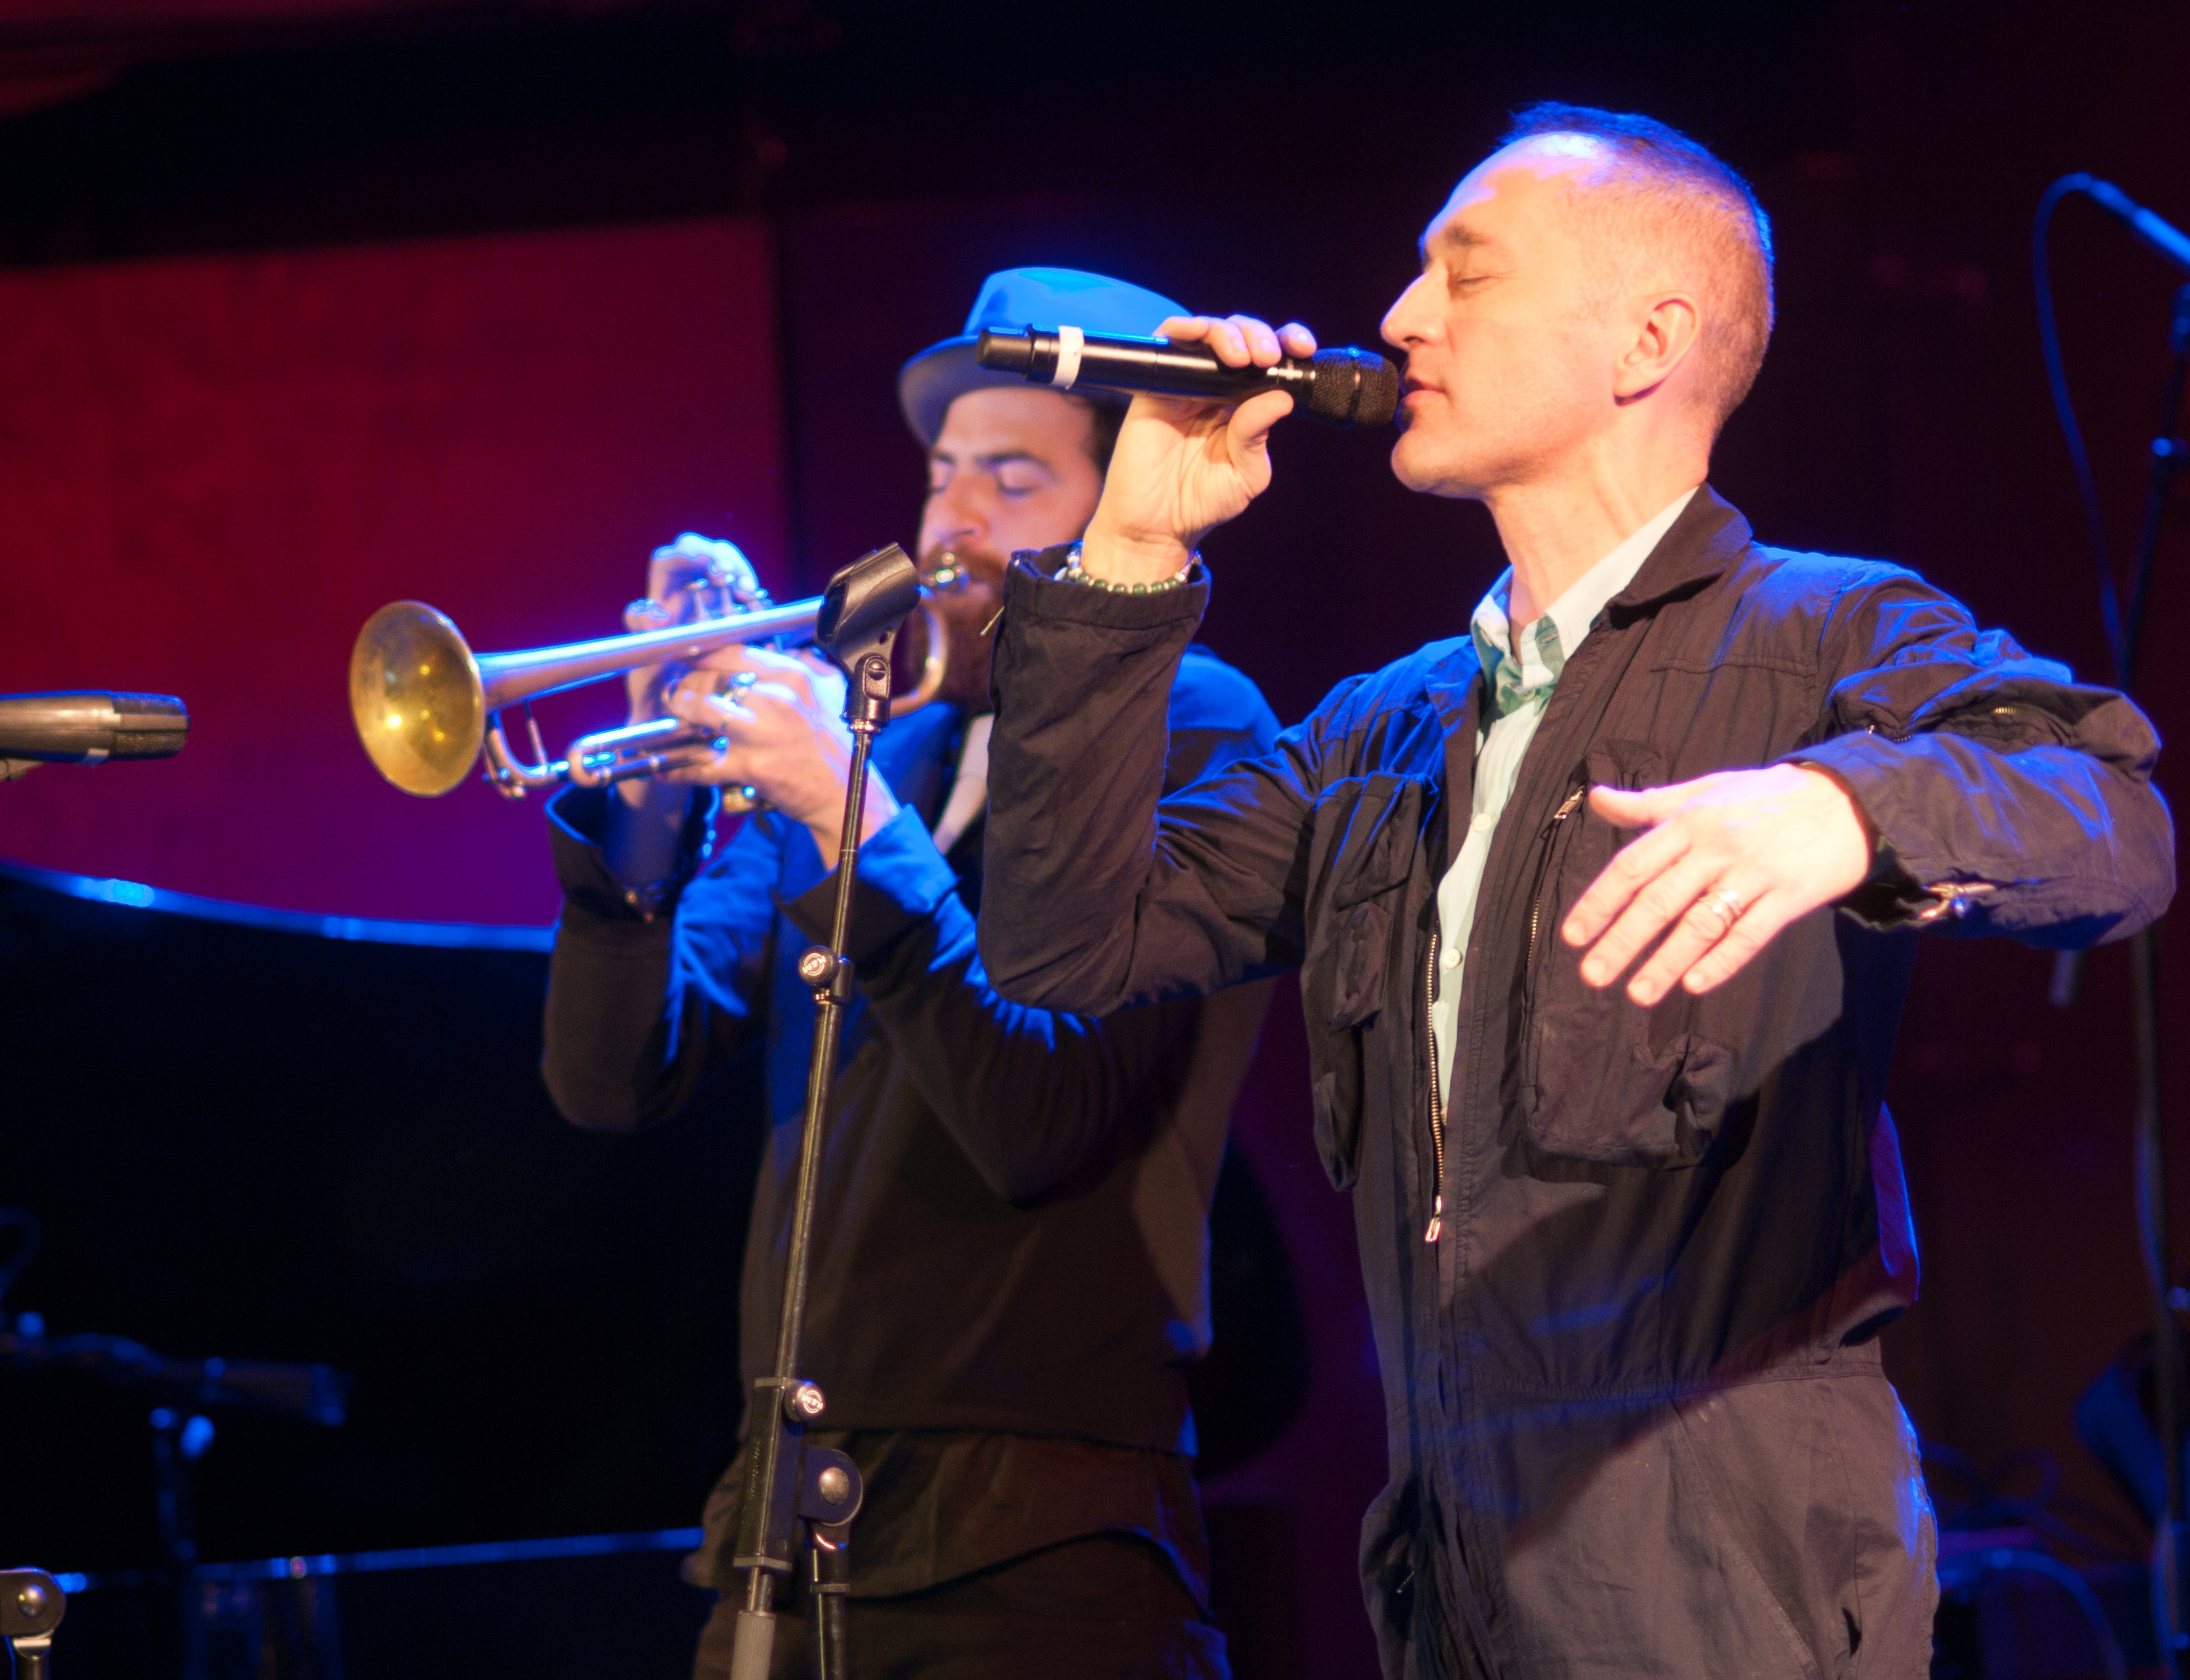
[1559, 766, 1871, 1006]
[1077, 314, 1317, 585]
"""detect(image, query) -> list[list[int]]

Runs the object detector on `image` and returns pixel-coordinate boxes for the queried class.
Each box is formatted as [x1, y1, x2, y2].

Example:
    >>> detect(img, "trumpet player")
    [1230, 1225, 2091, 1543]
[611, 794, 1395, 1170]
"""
[539, 268, 1281, 1680]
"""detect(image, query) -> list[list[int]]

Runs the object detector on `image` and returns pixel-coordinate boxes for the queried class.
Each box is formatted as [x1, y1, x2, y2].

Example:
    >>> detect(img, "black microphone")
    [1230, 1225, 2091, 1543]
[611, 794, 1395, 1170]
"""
[2070, 174, 2190, 275]
[976, 326, 1401, 430]
[0, 693, 188, 764]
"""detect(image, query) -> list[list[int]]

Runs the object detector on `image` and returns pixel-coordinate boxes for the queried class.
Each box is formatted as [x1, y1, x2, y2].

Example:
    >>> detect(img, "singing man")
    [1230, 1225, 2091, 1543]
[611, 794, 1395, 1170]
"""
[538, 268, 1281, 1678]
[974, 106, 2176, 1676]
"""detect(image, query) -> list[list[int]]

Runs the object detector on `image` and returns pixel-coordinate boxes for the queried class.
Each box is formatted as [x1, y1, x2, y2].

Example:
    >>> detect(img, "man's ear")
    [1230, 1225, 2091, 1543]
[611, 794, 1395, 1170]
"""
[1612, 291, 1702, 406]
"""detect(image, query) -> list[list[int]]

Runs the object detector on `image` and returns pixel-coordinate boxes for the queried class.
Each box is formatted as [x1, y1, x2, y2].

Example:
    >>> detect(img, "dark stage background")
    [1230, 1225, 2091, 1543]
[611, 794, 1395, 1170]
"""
[1, 2, 2188, 1675]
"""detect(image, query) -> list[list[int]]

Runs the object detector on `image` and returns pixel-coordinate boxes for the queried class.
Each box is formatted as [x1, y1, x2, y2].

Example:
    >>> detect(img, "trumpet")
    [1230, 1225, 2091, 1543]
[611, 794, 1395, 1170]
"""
[349, 545, 957, 800]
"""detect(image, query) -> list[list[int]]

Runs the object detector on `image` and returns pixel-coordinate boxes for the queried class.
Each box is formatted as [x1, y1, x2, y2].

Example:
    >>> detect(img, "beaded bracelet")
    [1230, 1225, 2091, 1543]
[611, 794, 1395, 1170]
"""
[1058, 541, 1196, 595]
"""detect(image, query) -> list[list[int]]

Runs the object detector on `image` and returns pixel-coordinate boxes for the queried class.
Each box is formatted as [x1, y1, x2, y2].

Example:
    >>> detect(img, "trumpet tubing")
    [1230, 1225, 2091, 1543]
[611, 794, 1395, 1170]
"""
[350, 568, 950, 799]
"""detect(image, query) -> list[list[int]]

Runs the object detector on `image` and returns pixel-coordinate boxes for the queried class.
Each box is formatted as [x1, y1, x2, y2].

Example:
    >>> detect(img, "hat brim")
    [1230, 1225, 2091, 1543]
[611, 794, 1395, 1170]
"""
[898, 335, 1039, 447]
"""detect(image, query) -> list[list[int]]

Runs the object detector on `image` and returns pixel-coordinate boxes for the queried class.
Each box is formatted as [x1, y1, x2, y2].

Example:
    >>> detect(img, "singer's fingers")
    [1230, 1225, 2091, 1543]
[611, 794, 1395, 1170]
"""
[1152, 313, 1297, 369]
[1165, 315, 1252, 366]
[1227, 388, 1295, 467]
[1223, 315, 1284, 367]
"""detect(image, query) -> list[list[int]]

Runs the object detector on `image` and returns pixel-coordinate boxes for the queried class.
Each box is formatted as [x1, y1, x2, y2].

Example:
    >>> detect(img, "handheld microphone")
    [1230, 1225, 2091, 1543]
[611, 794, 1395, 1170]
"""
[2069, 174, 2190, 275]
[976, 326, 1401, 430]
[0, 693, 188, 764]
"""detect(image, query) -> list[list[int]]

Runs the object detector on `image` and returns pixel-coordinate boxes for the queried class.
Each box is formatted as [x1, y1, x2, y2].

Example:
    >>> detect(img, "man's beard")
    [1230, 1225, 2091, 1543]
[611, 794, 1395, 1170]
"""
[909, 542, 1011, 709]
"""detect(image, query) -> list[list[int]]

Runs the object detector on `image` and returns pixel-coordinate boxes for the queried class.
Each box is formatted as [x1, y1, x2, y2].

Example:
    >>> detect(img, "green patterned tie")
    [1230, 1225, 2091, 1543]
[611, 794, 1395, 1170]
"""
[1473, 611, 1567, 720]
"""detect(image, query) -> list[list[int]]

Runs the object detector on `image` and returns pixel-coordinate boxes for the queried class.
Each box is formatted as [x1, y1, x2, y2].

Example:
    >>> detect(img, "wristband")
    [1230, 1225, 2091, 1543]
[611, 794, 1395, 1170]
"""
[1058, 541, 1196, 595]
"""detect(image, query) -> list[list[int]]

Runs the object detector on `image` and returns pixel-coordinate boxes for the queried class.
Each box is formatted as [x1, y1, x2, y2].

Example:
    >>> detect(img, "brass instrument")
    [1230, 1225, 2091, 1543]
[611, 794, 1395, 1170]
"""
[349, 553, 956, 799]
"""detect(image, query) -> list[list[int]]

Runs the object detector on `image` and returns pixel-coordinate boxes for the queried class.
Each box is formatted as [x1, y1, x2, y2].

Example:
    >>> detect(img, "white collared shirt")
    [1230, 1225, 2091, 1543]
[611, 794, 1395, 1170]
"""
[1430, 487, 1699, 1103]
[930, 712, 992, 856]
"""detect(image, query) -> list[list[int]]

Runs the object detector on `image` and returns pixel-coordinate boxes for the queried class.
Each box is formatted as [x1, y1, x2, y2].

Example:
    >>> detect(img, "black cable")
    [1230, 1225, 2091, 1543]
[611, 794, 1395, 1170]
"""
[2034, 173, 2128, 684]
[2124, 285, 2190, 683]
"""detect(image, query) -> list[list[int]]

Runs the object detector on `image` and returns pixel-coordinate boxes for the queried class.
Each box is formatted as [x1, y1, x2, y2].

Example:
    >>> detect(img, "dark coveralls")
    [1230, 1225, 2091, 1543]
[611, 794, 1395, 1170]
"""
[975, 489, 2176, 1678]
[539, 649, 1279, 1678]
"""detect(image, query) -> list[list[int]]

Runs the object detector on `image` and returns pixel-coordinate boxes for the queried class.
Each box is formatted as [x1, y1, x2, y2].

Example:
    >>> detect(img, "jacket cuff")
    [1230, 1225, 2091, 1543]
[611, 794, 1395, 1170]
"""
[1001, 545, 1210, 633]
[1785, 736, 1997, 929]
[547, 783, 717, 926]
[777, 803, 960, 964]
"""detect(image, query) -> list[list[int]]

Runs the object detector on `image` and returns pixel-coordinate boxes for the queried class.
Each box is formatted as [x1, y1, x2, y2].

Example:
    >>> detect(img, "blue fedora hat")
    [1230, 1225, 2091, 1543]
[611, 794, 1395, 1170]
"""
[898, 266, 1188, 446]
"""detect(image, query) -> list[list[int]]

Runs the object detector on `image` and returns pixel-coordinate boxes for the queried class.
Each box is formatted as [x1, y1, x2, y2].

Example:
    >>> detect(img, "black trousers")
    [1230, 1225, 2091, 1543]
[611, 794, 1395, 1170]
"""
[693, 1533, 1230, 1680]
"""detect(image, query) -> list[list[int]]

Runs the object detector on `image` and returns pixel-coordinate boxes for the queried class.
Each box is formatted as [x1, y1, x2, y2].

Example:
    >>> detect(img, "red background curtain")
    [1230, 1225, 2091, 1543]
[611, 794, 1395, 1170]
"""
[0, 217, 788, 924]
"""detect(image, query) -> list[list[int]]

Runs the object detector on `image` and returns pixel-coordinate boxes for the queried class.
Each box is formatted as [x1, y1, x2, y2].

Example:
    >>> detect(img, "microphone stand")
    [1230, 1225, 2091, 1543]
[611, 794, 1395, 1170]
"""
[2039, 180, 2190, 1672]
[2120, 284, 2190, 1675]
[726, 545, 920, 1680]
[2048, 278, 2190, 1669]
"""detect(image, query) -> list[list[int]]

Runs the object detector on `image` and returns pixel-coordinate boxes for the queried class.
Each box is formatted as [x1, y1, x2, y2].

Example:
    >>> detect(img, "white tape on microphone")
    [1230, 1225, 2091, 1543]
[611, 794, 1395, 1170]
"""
[1050, 324, 1084, 391]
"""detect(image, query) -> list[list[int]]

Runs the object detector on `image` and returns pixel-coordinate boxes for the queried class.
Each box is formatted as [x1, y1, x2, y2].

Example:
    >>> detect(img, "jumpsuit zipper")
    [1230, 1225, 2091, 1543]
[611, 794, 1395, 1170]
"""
[1526, 786, 1590, 973]
[1514, 784, 1589, 1087]
[1431, 783, 1586, 1247]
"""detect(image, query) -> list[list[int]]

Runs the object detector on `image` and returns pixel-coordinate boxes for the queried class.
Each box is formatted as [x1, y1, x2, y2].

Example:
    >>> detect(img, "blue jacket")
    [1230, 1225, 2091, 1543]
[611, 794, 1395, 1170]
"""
[541, 646, 1279, 1598]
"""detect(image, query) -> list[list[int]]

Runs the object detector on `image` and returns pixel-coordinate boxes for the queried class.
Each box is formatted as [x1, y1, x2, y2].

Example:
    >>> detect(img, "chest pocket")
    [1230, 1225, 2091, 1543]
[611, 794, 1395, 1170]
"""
[1303, 773, 1433, 1189]
[1521, 739, 1733, 1169]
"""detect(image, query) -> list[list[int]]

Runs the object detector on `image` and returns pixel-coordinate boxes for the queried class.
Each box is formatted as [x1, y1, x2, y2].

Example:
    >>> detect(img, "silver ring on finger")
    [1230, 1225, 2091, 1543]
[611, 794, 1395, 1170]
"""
[1698, 887, 1745, 929]
[719, 783, 770, 815]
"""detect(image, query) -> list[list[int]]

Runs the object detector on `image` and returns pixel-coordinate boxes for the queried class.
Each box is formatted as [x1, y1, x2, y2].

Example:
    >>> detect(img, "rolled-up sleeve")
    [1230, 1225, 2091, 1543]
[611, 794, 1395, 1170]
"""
[541, 786, 776, 1130]
[1791, 566, 2175, 946]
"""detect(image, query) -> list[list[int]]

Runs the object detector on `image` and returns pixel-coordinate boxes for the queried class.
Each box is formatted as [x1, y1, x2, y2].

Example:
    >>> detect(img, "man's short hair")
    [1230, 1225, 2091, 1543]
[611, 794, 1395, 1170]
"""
[1499, 102, 1775, 430]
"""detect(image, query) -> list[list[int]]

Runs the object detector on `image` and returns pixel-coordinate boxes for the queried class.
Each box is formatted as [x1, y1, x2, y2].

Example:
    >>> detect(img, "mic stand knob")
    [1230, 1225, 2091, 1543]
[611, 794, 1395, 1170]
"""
[1, 1569, 66, 1679]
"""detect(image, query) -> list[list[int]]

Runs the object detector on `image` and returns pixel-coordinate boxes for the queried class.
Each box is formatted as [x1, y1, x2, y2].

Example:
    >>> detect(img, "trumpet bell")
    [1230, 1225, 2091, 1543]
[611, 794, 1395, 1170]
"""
[350, 601, 487, 797]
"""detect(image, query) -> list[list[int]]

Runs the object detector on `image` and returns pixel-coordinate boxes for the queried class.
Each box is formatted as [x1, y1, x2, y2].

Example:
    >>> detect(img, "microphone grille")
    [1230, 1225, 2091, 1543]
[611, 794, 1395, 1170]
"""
[1302, 348, 1401, 429]
[110, 692, 188, 758]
